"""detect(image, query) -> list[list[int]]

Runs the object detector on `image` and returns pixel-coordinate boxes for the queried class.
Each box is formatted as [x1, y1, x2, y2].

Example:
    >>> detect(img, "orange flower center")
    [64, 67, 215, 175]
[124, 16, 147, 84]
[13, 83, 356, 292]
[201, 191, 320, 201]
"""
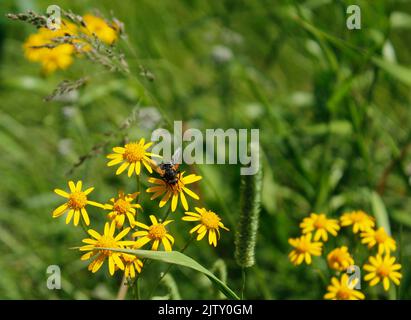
[201, 211, 220, 229]
[377, 264, 391, 277]
[113, 198, 131, 214]
[328, 250, 351, 270]
[314, 216, 327, 228]
[336, 288, 351, 300]
[296, 241, 310, 253]
[95, 235, 118, 256]
[148, 224, 166, 240]
[375, 229, 388, 243]
[123, 143, 145, 163]
[68, 191, 87, 209]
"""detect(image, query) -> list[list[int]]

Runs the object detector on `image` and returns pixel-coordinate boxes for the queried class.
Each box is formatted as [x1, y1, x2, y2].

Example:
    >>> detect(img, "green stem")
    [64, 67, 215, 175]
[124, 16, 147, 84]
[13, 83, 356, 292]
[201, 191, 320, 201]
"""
[241, 268, 246, 300]
[135, 276, 141, 300]
[161, 203, 172, 222]
[136, 174, 140, 194]
[80, 218, 89, 236]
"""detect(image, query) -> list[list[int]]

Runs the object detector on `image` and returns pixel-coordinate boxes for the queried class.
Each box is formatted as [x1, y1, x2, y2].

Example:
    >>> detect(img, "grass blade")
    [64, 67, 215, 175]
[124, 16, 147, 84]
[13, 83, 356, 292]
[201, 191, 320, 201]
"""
[101, 248, 240, 300]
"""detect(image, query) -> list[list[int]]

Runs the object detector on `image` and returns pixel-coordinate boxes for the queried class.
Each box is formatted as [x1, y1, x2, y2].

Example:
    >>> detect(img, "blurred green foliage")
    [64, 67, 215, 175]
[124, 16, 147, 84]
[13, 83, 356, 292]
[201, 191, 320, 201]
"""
[1, 0, 411, 299]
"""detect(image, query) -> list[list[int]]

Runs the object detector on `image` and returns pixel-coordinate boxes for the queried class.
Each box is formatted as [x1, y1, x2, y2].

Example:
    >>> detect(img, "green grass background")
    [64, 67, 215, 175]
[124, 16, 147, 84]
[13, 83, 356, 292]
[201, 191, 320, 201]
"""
[1, 0, 411, 299]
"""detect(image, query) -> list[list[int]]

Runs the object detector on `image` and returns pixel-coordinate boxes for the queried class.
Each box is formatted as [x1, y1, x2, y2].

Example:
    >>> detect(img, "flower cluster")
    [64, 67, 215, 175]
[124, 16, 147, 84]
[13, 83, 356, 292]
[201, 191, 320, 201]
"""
[23, 14, 119, 74]
[288, 210, 401, 299]
[52, 138, 229, 279]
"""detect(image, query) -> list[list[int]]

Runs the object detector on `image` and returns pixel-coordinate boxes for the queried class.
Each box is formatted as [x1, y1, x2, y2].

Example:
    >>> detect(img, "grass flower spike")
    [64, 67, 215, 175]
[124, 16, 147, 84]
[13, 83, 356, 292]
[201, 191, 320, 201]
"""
[288, 233, 323, 265]
[327, 246, 354, 271]
[363, 254, 402, 291]
[133, 215, 174, 251]
[235, 165, 261, 268]
[53, 180, 103, 226]
[147, 172, 202, 212]
[107, 139, 160, 177]
[340, 210, 375, 233]
[324, 274, 365, 300]
[300, 213, 340, 241]
[79, 221, 135, 275]
[183, 207, 229, 247]
[104, 191, 141, 228]
[360, 227, 396, 254]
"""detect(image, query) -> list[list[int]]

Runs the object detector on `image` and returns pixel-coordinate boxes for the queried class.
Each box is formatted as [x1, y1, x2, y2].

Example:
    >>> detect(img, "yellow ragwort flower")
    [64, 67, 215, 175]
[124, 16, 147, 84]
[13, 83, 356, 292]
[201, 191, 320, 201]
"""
[340, 210, 375, 233]
[324, 274, 365, 300]
[327, 246, 354, 271]
[360, 227, 396, 255]
[363, 254, 402, 291]
[23, 21, 77, 74]
[82, 14, 119, 44]
[79, 221, 135, 275]
[132, 215, 174, 251]
[182, 207, 229, 247]
[104, 191, 141, 228]
[106, 139, 160, 177]
[146, 172, 202, 212]
[121, 253, 144, 279]
[300, 213, 340, 241]
[53, 180, 103, 226]
[288, 233, 323, 265]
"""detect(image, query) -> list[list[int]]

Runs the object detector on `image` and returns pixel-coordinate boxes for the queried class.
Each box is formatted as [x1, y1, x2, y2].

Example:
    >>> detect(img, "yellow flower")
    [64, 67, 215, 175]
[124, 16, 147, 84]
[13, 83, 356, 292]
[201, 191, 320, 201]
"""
[132, 215, 174, 251]
[106, 139, 160, 177]
[288, 233, 323, 265]
[300, 213, 340, 241]
[53, 180, 103, 226]
[23, 22, 77, 74]
[146, 172, 202, 212]
[324, 274, 365, 300]
[121, 253, 144, 279]
[327, 246, 354, 271]
[182, 207, 229, 247]
[360, 227, 396, 254]
[82, 14, 118, 44]
[363, 254, 402, 291]
[79, 221, 135, 275]
[340, 210, 375, 233]
[104, 191, 141, 228]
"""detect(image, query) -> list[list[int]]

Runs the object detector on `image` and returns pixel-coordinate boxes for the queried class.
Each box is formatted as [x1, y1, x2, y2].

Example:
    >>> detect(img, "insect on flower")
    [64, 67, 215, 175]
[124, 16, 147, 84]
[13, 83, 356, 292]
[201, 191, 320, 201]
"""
[147, 148, 202, 212]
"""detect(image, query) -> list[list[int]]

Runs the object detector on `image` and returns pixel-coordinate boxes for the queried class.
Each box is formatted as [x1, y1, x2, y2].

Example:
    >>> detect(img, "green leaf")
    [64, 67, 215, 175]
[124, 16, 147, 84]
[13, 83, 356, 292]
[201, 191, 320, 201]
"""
[371, 57, 411, 87]
[370, 191, 391, 236]
[391, 211, 411, 229]
[101, 248, 240, 300]
[390, 11, 411, 29]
